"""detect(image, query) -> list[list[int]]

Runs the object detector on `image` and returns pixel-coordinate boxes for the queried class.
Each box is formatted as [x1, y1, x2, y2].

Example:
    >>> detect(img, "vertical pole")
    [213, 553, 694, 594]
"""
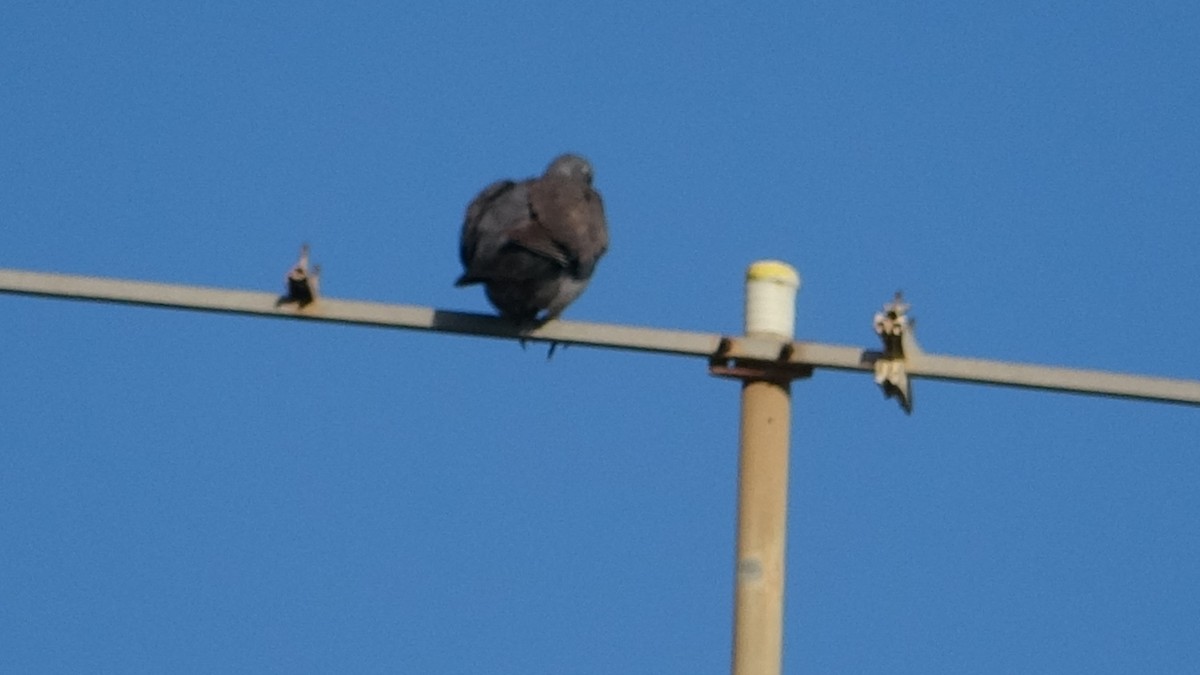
[732, 261, 801, 675]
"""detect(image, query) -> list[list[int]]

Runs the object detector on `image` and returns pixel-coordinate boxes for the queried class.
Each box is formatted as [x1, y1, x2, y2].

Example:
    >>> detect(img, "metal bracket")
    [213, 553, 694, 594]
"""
[708, 337, 815, 383]
[873, 292, 916, 414]
[276, 243, 321, 309]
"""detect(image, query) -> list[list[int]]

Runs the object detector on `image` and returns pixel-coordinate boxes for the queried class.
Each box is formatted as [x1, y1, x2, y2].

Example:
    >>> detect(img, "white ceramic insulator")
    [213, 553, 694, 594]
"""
[744, 260, 801, 339]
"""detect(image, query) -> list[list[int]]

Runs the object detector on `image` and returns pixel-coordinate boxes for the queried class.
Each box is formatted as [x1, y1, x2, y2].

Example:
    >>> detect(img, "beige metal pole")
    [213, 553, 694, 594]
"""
[732, 376, 793, 675]
[731, 261, 801, 675]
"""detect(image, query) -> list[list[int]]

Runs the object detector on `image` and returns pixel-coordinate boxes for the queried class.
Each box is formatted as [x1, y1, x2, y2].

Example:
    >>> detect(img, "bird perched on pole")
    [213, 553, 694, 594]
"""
[456, 154, 609, 327]
[276, 244, 320, 308]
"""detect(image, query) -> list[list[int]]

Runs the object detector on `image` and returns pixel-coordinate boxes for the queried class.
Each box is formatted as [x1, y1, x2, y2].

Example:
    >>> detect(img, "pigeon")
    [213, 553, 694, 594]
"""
[276, 244, 320, 308]
[456, 154, 609, 326]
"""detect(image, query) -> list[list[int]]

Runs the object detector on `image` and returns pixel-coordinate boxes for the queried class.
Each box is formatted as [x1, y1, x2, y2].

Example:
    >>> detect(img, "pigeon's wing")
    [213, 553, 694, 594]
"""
[453, 177, 525, 282]
[574, 187, 608, 278]
[459, 179, 517, 270]
[522, 176, 609, 278]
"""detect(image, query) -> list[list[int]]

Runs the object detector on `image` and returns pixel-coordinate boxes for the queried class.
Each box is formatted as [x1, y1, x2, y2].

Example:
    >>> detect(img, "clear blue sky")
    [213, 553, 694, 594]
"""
[3, 2, 1199, 673]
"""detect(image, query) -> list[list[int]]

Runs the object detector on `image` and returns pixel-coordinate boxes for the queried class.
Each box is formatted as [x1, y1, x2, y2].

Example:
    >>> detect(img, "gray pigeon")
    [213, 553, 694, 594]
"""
[456, 154, 609, 325]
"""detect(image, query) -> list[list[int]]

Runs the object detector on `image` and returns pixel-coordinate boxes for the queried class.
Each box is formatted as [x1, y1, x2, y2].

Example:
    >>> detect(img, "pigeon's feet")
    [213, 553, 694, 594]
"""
[512, 316, 566, 359]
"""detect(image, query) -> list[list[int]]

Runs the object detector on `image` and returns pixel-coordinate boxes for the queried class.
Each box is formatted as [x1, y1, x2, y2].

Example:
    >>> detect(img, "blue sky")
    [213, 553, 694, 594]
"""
[3, 2, 1199, 673]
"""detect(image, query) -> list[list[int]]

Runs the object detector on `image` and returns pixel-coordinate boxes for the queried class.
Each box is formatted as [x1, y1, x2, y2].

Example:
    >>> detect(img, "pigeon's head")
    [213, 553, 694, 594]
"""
[545, 154, 594, 185]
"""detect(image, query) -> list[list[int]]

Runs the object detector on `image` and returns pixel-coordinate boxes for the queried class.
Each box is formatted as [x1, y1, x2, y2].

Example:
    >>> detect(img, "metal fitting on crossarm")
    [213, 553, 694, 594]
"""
[873, 291, 916, 414]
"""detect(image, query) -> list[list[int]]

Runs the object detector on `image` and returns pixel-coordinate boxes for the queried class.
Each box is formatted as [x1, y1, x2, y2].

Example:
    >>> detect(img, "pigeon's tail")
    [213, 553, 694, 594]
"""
[454, 274, 481, 287]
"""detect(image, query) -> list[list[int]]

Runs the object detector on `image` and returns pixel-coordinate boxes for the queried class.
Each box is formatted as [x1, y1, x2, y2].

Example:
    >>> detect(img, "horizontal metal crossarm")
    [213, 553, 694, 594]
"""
[905, 351, 1200, 406]
[2, 267, 1198, 406]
